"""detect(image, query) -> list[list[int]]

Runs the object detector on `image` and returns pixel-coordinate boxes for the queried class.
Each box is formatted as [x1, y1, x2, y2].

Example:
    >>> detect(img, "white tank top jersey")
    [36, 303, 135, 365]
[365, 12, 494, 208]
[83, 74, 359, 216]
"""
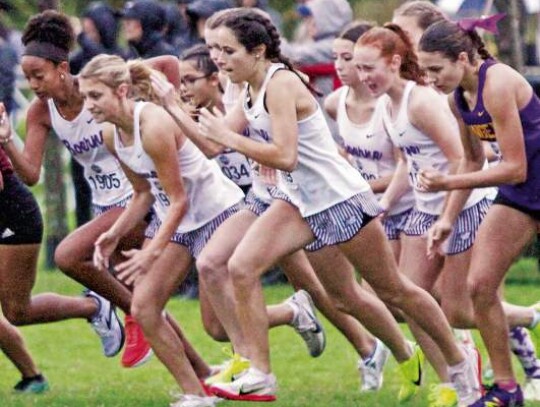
[214, 78, 252, 187]
[242, 63, 370, 217]
[337, 86, 414, 215]
[382, 81, 486, 215]
[113, 102, 243, 233]
[48, 99, 132, 207]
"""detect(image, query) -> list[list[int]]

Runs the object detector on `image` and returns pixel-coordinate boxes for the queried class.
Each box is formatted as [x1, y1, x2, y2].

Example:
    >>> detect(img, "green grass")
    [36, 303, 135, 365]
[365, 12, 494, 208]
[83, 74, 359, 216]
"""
[0, 266, 540, 406]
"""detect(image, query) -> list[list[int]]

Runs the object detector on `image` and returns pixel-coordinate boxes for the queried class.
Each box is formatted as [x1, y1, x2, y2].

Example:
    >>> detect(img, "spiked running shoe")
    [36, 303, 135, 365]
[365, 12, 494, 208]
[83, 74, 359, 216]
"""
[121, 315, 153, 368]
[205, 353, 250, 385]
[13, 374, 49, 394]
[286, 289, 326, 357]
[468, 384, 524, 407]
[428, 384, 458, 407]
[358, 338, 390, 392]
[170, 394, 221, 407]
[209, 367, 277, 402]
[398, 342, 424, 403]
[85, 290, 125, 357]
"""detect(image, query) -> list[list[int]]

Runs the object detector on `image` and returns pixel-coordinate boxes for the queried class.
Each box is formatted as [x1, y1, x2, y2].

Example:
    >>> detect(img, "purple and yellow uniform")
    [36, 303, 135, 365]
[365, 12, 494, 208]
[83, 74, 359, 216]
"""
[455, 59, 540, 217]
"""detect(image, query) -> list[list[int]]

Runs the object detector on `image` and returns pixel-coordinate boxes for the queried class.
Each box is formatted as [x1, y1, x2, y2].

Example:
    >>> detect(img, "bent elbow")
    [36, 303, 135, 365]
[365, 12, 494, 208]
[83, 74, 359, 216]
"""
[513, 168, 527, 184]
[280, 157, 298, 173]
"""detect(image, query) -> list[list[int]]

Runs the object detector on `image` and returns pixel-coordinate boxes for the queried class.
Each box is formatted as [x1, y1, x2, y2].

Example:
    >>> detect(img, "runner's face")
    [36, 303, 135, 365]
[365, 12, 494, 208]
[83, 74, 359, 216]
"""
[21, 56, 65, 100]
[353, 45, 394, 97]
[204, 27, 221, 67]
[332, 38, 359, 86]
[179, 60, 214, 107]
[418, 50, 462, 94]
[214, 26, 259, 84]
[79, 78, 119, 123]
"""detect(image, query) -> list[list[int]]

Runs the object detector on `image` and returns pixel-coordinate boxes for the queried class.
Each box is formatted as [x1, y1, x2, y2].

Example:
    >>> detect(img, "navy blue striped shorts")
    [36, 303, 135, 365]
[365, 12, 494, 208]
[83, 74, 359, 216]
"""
[403, 198, 491, 255]
[145, 202, 241, 259]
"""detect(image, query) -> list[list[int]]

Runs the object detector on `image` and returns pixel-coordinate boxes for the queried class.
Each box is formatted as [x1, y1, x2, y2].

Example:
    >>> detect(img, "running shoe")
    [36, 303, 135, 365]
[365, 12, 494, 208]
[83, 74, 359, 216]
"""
[398, 342, 424, 403]
[85, 290, 125, 357]
[121, 315, 153, 368]
[448, 345, 483, 406]
[528, 303, 540, 355]
[357, 338, 390, 392]
[468, 384, 524, 407]
[428, 384, 458, 407]
[208, 367, 277, 402]
[170, 394, 221, 407]
[205, 353, 250, 385]
[13, 374, 49, 394]
[523, 377, 540, 401]
[285, 289, 326, 357]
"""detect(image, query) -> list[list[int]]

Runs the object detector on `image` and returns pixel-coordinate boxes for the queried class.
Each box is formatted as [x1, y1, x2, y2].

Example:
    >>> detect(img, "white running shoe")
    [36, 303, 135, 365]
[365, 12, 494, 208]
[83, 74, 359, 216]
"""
[448, 345, 482, 406]
[286, 290, 326, 357]
[524, 377, 540, 401]
[85, 290, 125, 357]
[209, 367, 277, 402]
[358, 338, 390, 392]
[170, 394, 221, 407]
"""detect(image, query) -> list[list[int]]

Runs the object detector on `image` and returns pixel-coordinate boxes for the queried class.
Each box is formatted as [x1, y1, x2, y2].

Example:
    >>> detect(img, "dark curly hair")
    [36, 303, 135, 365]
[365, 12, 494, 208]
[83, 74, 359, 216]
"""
[22, 10, 75, 61]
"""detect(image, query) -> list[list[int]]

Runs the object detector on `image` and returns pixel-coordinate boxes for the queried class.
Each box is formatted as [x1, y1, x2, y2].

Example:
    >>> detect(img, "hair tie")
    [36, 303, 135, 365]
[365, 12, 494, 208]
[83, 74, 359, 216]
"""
[457, 13, 506, 35]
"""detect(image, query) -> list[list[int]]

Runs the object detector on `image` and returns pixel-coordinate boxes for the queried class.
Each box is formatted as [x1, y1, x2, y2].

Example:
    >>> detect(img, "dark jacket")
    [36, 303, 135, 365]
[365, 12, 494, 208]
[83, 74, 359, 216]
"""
[70, 2, 125, 74]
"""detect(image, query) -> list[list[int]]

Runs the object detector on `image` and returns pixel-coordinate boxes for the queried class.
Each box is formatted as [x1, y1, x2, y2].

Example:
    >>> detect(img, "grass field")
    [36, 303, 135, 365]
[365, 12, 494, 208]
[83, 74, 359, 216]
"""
[1, 262, 540, 406]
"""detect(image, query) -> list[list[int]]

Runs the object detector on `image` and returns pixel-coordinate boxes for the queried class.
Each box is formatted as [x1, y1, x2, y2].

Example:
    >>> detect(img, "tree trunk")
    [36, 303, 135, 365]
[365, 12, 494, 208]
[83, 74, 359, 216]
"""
[43, 131, 68, 270]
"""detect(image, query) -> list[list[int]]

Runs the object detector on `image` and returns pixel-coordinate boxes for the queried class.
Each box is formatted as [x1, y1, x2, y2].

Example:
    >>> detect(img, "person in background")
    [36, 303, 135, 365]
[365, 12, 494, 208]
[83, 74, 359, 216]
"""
[122, 0, 176, 59]
[234, 0, 282, 33]
[281, 0, 353, 138]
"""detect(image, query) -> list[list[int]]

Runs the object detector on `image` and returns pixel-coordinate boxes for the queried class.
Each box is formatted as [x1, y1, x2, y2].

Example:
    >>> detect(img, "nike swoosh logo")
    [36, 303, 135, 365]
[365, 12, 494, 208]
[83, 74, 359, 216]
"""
[239, 386, 262, 395]
[87, 118, 94, 124]
[398, 131, 405, 137]
[413, 357, 422, 386]
[366, 134, 375, 139]
[477, 111, 485, 117]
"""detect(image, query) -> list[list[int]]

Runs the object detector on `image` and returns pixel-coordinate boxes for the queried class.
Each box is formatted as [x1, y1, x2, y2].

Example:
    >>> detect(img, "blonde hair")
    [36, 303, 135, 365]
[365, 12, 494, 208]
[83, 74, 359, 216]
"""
[80, 54, 163, 104]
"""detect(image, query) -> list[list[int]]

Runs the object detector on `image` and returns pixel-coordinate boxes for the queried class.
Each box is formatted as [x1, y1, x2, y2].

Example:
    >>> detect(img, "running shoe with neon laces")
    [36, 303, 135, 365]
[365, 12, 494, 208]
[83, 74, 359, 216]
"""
[468, 384, 524, 407]
[205, 353, 250, 385]
[209, 367, 277, 402]
[85, 290, 125, 357]
[448, 345, 483, 406]
[170, 394, 221, 407]
[121, 315, 153, 368]
[358, 338, 390, 392]
[13, 374, 49, 394]
[286, 289, 326, 357]
[398, 342, 424, 403]
[523, 377, 540, 401]
[428, 384, 458, 407]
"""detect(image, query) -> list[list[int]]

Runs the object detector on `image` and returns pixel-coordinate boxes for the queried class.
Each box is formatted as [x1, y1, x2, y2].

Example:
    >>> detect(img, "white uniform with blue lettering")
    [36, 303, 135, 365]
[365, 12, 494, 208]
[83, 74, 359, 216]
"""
[382, 81, 486, 214]
[48, 99, 132, 209]
[113, 102, 243, 234]
[337, 87, 414, 216]
[242, 64, 373, 216]
[214, 78, 252, 188]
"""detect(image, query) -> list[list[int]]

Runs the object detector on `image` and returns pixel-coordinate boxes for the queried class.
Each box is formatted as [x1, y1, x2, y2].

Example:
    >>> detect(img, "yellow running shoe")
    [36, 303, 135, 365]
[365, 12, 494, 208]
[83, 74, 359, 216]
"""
[428, 384, 458, 407]
[398, 342, 425, 403]
[205, 353, 250, 385]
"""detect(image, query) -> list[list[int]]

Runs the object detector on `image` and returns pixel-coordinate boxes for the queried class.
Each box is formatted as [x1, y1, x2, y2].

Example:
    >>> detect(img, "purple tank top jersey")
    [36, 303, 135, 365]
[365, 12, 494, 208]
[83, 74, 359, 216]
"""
[454, 59, 540, 210]
[0, 147, 13, 176]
